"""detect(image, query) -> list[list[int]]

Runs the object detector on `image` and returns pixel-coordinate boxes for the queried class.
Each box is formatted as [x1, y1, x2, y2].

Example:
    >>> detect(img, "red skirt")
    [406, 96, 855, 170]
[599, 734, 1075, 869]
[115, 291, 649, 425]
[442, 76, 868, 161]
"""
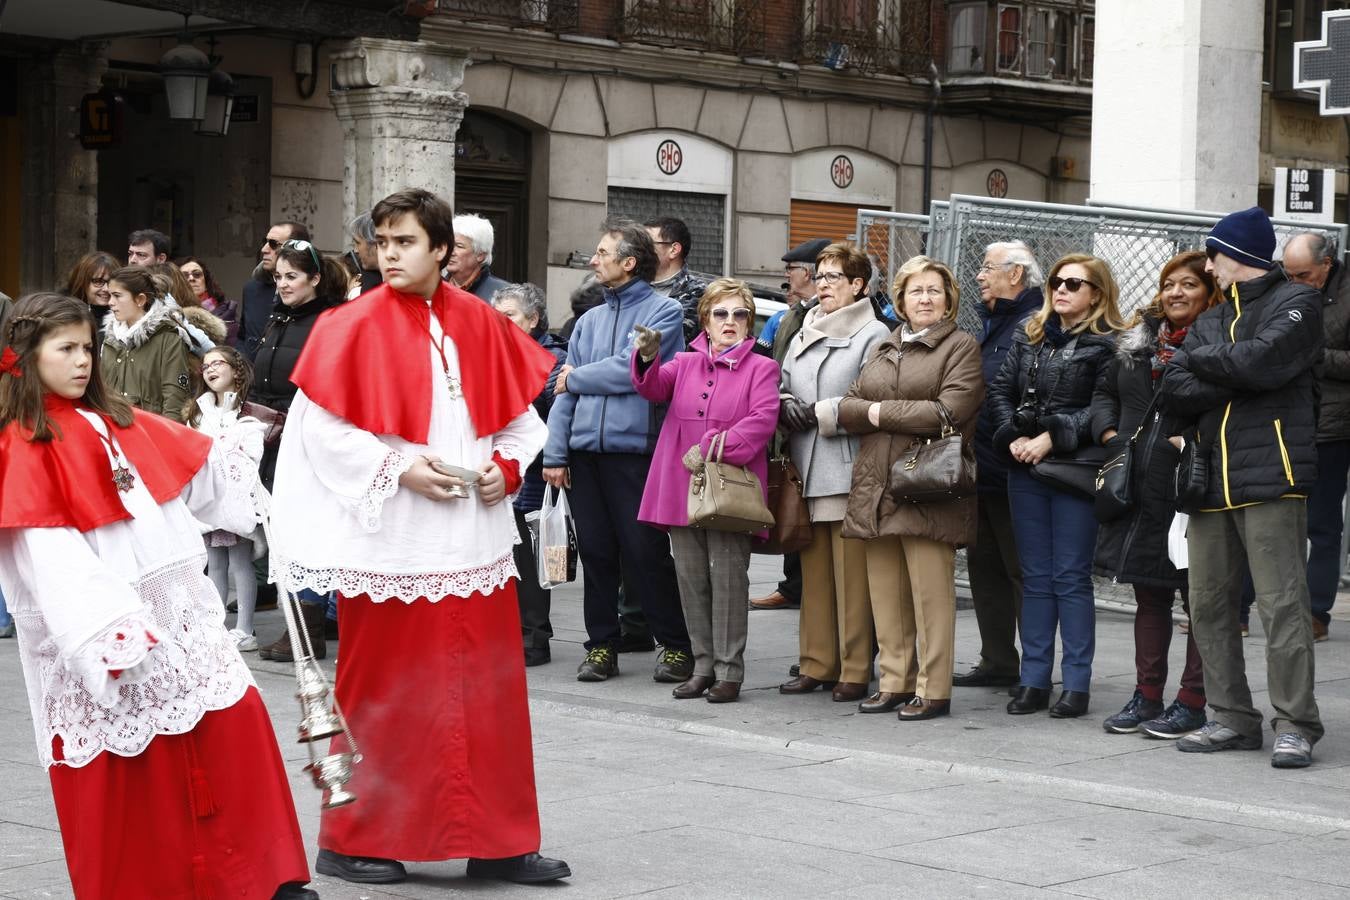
[48, 686, 309, 900]
[318, 583, 541, 861]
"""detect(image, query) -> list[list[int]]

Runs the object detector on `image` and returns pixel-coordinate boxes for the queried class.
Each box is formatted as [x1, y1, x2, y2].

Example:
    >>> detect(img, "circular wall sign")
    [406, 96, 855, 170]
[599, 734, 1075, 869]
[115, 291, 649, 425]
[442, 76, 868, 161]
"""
[656, 139, 683, 175]
[830, 154, 854, 189]
[986, 168, 1009, 198]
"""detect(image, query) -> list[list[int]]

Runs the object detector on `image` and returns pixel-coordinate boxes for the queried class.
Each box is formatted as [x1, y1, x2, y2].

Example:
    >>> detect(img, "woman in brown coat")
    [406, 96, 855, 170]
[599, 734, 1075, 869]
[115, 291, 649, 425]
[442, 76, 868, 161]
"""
[839, 256, 985, 721]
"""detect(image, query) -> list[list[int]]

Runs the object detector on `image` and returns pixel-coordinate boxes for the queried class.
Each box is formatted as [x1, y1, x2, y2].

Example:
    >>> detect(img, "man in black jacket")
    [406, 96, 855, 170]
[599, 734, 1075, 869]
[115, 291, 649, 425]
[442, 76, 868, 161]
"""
[953, 240, 1043, 688]
[1159, 207, 1324, 768]
[238, 220, 310, 360]
[1282, 232, 1350, 643]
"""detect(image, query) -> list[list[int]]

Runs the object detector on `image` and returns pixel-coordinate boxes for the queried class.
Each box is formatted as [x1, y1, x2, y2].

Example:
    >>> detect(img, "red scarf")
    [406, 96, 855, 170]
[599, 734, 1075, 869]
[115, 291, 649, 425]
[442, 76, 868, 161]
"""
[1152, 320, 1190, 379]
[0, 395, 211, 532]
[289, 282, 556, 444]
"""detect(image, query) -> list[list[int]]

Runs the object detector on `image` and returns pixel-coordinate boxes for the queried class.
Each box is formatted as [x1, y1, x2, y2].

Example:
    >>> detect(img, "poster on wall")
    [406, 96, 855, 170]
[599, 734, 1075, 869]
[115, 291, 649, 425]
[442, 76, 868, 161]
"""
[1274, 167, 1335, 223]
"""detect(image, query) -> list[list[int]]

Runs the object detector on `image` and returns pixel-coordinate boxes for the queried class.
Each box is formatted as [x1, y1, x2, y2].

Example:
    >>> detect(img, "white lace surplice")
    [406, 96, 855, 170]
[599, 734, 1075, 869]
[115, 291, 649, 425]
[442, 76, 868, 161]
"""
[0, 411, 261, 768]
[270, 315, 546, 603]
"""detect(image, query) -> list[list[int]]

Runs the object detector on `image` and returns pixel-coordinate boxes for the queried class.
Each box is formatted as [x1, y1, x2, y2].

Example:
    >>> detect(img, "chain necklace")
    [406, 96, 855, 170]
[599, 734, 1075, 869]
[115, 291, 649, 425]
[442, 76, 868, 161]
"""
[403, 295, 462, 399]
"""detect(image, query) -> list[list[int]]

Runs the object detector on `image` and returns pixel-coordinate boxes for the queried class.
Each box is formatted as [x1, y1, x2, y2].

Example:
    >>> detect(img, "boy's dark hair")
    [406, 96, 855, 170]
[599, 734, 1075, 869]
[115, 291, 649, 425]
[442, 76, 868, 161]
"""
[372, 189, 455, 267]
[602, 217, 658, 284]
[127, 229, 171, 258]
[0, 293, 134, 441]
[643, 216, 692, 262]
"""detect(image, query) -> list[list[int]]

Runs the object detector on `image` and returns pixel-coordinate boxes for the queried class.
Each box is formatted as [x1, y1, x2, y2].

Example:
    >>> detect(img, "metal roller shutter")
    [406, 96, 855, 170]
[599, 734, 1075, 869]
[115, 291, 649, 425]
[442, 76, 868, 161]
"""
[788, 199, 887, 248]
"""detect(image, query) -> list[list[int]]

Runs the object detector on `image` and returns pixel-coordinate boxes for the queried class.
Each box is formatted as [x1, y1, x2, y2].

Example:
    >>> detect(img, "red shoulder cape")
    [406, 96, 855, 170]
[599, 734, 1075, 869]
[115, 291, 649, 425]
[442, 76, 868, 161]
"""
[289, 282, 555, 443]
[0, 396, 212, 532]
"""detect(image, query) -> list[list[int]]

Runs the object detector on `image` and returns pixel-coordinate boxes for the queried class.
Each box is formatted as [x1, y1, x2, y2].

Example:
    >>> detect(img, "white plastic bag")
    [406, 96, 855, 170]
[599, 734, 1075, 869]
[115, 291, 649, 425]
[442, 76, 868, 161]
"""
[535, 485, 578, 589]
[1168, 512, 1189, 570]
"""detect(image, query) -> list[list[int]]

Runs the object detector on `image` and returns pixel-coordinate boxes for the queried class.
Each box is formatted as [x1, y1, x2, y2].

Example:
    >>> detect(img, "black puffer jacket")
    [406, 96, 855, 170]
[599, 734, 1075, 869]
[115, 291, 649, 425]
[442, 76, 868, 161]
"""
[1089, 318, 1185, 589]
[1158, 269, 1322, 510]
[988, 320, 1116, 459]
[252, 297, 341, 412]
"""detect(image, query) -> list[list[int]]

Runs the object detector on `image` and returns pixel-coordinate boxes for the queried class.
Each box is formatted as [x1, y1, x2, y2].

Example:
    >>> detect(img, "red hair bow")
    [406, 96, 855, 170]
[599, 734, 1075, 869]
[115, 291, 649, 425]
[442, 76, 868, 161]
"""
[0, 347, 21, 378]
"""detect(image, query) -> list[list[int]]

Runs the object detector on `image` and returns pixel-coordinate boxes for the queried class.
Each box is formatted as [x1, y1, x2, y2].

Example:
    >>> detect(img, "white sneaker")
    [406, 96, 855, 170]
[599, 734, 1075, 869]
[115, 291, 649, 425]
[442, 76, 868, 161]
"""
[229, 629, 258, 652]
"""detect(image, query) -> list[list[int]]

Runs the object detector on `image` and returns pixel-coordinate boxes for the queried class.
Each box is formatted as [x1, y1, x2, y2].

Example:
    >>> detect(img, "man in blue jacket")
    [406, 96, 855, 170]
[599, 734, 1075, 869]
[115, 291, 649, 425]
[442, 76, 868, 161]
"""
[953, 240, 1043, 688]
[543, 218, 693, 683]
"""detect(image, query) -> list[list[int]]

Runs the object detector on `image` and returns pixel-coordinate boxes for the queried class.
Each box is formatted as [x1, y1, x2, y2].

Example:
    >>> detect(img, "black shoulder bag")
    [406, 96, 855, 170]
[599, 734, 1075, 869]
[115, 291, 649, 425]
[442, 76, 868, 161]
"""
[1093, 390, 1161, 524]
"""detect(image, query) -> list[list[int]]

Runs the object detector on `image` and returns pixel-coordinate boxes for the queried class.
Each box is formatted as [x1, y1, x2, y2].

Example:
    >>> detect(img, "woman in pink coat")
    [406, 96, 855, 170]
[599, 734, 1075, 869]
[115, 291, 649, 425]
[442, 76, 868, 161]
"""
[631, 278, 780, 703]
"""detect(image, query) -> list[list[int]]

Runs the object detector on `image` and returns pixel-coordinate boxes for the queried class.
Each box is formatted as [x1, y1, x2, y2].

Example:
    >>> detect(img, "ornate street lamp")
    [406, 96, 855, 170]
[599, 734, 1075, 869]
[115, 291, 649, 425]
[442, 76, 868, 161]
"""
[159, 36, 211, 121]
[194, 68, 235, 136]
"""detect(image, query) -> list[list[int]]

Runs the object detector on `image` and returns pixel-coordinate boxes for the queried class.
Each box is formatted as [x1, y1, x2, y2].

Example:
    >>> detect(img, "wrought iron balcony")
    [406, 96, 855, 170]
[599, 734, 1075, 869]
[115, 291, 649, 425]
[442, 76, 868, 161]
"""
[437, 0, 580, 32]
[618, 0, 769, 57]
[799, 0, 936, 76]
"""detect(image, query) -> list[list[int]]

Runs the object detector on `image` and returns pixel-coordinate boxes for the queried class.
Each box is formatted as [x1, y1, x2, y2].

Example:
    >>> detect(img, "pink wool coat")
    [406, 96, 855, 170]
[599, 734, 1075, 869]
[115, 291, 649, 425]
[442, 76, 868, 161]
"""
[631, 334, 781, 532]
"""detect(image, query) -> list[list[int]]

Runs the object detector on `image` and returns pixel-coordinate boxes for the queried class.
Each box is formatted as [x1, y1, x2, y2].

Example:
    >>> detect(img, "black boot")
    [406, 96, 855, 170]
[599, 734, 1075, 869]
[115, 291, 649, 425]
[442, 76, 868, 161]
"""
[1006, 686, 1050, 715]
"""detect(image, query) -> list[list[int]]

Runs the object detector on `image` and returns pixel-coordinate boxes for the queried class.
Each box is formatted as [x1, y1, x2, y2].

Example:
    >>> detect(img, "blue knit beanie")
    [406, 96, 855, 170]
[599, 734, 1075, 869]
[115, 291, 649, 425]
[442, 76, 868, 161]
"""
[1205, 207, 1276, 270]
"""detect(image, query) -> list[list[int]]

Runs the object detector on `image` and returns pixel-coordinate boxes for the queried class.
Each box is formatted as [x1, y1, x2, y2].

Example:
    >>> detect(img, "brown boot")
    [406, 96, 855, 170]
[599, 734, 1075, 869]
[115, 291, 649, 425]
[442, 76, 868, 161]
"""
[259, 602, 328, 662]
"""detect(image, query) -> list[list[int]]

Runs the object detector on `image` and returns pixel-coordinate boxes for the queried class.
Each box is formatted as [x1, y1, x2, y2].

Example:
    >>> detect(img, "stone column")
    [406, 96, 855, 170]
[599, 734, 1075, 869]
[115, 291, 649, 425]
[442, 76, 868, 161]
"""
[1090, 0, 1263, 211]
[329, 38, 469, 222]
[20, 45, 107, 295]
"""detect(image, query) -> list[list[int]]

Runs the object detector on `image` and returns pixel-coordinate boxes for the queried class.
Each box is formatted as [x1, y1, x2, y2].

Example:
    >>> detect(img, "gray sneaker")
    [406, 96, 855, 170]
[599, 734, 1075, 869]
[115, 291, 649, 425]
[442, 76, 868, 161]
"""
[1176, 720, 1262, 753]
[1271, 732, 1313, 769]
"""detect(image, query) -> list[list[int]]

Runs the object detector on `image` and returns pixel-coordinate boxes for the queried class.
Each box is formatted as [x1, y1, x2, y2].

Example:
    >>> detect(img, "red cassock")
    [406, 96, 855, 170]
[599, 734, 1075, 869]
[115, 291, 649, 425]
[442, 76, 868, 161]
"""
[287, 282, 555, 861]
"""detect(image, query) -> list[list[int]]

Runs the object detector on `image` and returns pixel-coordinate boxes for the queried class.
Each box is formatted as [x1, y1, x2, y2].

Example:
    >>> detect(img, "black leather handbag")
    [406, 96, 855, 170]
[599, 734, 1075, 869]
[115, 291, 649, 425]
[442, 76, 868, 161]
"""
[1030, 445, 1109, 501]
[1093, 393, 1162, 524]
[1174, 433, 1208, 512]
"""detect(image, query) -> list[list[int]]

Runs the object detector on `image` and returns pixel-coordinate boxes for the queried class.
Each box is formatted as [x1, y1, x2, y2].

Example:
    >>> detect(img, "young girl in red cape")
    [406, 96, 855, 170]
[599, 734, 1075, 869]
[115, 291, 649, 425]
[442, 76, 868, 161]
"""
[0, 293, 314, 900]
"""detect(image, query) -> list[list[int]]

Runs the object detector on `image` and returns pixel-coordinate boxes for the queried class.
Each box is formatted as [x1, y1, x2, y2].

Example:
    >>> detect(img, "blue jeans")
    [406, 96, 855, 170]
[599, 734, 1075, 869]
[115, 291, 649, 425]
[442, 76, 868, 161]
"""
[1307, 440, 1350, 625]
[1007, 468, 1098, 692]
[0, 585, 11, 629]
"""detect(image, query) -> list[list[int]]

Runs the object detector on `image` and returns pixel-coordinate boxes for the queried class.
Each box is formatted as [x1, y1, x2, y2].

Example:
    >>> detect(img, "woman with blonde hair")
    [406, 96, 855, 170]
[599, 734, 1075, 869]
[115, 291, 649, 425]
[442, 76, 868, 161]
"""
[839, 256, 985, 720]
[988, 253, 1125, 719]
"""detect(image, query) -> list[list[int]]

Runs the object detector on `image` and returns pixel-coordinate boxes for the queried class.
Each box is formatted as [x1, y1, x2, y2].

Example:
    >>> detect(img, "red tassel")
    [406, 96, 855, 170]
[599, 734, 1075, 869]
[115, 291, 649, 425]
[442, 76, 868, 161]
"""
[191, 853, 213, 900]
[189, 767, 216, 818]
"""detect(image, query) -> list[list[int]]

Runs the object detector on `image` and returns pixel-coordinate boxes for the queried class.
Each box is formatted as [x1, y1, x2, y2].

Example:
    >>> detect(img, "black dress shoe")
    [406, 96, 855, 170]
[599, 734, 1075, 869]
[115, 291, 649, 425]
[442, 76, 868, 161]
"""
[672, 674, 714, 699]
[707, 680, 740, 703]
[466, 852, 572, 884]
[1006, 686, 1051, 715]
[952, 666, 1020, 688]
[1050, 690, 1090, 718]
[780, 674, 834, 694]
[858, 691, 914, 713]
[273, 884, 319, 900]
[315, 849, 407, 884]
[524, 646, 551, 667]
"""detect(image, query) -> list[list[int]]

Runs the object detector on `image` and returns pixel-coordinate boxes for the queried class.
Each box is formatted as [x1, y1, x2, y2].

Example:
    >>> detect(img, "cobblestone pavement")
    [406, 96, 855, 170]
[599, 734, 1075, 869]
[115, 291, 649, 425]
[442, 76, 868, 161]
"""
[2, 556, 1349, 898]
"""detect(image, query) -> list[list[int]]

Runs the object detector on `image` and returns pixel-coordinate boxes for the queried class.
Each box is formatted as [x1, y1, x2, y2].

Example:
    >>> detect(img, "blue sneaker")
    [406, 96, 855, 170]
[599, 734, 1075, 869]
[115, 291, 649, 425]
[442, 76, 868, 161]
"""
[1139, 699, 1206, 739]
[1102, 690, 1164, 734]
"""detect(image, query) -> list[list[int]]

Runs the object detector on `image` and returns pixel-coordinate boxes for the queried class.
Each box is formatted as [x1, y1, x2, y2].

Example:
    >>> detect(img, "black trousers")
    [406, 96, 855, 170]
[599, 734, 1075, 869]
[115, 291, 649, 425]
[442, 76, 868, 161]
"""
[569, 451, 690, 652]
[776, 552, 802, 603]
[513, 507, 553, 650]
[964, 489, 1023, 676]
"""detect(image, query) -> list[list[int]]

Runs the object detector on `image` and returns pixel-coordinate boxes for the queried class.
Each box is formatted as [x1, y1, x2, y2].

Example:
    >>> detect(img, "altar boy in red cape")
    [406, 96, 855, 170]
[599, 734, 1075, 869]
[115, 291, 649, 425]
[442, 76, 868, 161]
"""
[269, 188, 570, 886]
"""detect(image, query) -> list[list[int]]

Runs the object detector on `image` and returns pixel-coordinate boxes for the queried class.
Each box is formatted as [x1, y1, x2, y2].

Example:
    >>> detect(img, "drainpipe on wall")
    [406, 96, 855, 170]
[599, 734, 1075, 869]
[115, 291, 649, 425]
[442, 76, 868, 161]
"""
[922, 61, 940, 212]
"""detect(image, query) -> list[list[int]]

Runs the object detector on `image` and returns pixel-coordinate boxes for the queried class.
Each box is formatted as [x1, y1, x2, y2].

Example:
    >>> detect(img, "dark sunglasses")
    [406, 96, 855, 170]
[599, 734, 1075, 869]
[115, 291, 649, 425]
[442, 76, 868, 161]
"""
[265, 238, 283, 250]
[1048, 275, 1097, 293]
[710, 307, 751, 323]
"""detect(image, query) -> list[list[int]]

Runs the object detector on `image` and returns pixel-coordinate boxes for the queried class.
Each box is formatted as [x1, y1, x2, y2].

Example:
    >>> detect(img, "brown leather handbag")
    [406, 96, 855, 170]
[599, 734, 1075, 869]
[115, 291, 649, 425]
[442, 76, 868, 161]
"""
[753, 455, 813, 554]
[887, 402, 976, 503]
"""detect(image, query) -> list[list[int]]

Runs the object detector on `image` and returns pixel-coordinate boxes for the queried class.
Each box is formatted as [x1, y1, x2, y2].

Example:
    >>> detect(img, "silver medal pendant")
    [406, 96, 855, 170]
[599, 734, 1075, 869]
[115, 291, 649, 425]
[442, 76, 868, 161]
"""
[445, 373, 463, 400]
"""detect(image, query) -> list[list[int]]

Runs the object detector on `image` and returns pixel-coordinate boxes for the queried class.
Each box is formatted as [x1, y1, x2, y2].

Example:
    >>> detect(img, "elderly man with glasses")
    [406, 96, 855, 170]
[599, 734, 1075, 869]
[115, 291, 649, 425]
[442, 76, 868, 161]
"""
[952, 240, 1044, 689]
[238, 220, 311, 360]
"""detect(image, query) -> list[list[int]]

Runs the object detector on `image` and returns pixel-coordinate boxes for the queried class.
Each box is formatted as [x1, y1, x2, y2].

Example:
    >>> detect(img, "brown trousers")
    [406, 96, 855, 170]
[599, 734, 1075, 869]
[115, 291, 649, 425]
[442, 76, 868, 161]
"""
[798, 522, 873, 683]
[864, 534, 957, 699]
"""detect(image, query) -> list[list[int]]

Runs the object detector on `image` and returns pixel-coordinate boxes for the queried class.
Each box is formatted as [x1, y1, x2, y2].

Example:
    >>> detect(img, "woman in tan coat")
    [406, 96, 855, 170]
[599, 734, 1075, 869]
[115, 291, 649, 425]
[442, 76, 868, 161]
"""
[839, 256, 985, 721]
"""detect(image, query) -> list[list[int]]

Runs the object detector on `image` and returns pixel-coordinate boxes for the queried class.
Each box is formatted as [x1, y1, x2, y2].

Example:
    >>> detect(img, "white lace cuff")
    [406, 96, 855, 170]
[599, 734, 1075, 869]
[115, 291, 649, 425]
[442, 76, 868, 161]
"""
[68, 615, 163, 708]
[492, 441, 534, 471]
[358, 450, 416, 533]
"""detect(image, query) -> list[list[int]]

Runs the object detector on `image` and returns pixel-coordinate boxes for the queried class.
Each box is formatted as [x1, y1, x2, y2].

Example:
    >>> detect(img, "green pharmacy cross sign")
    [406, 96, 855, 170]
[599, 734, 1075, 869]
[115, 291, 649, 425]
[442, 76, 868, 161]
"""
[1295, 9, 1350, 116]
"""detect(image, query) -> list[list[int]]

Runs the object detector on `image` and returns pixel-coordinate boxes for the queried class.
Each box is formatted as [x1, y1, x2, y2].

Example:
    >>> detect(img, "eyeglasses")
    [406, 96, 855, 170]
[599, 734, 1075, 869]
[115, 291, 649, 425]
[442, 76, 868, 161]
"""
[710, 307, 752, 323]
[812, 271, 847, 285]
[202, 359, 233, 371]
[90, 277, 109, 287]
[785, 264, 810, 274]
[283, 239, 322, 271]
[183, 270, 204, 280]
[265, 238, 283, 250]
[905, 286, 945, 299]
[1048, 275, 1097, 293]
[978, 262, 1014, 273]
[652, 241, 675, 247]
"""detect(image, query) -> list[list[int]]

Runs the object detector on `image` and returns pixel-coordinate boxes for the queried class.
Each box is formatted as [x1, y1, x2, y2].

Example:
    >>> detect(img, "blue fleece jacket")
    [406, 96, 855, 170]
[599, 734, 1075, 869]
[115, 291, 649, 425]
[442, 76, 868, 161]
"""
[543, 278, 683, 465]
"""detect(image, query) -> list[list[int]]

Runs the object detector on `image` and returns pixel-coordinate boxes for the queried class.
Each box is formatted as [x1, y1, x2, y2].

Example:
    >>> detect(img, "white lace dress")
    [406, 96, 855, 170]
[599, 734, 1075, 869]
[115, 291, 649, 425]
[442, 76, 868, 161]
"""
[269, 312, 548, 602]
[0, 411, 263, 768]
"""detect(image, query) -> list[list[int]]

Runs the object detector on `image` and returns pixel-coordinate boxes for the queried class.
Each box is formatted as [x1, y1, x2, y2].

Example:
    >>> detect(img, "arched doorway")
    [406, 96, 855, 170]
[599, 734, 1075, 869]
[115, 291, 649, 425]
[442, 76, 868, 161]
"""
[454, 110, 530, 283]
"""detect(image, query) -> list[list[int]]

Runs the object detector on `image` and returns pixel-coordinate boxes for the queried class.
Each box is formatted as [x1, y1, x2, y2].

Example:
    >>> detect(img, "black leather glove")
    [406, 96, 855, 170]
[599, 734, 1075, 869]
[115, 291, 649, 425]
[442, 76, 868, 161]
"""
[780, 399, 818, 433]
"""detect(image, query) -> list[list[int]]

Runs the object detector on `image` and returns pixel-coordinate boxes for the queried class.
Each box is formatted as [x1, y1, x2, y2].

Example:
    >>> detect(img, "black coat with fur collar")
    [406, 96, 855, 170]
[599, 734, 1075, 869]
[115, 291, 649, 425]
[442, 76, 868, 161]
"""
[1089, 316, 1186, 589]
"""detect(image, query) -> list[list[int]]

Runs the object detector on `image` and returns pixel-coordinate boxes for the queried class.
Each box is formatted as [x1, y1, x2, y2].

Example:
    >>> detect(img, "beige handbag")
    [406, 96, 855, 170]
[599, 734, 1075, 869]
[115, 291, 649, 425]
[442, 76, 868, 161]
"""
[687, 433, 775, 533]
